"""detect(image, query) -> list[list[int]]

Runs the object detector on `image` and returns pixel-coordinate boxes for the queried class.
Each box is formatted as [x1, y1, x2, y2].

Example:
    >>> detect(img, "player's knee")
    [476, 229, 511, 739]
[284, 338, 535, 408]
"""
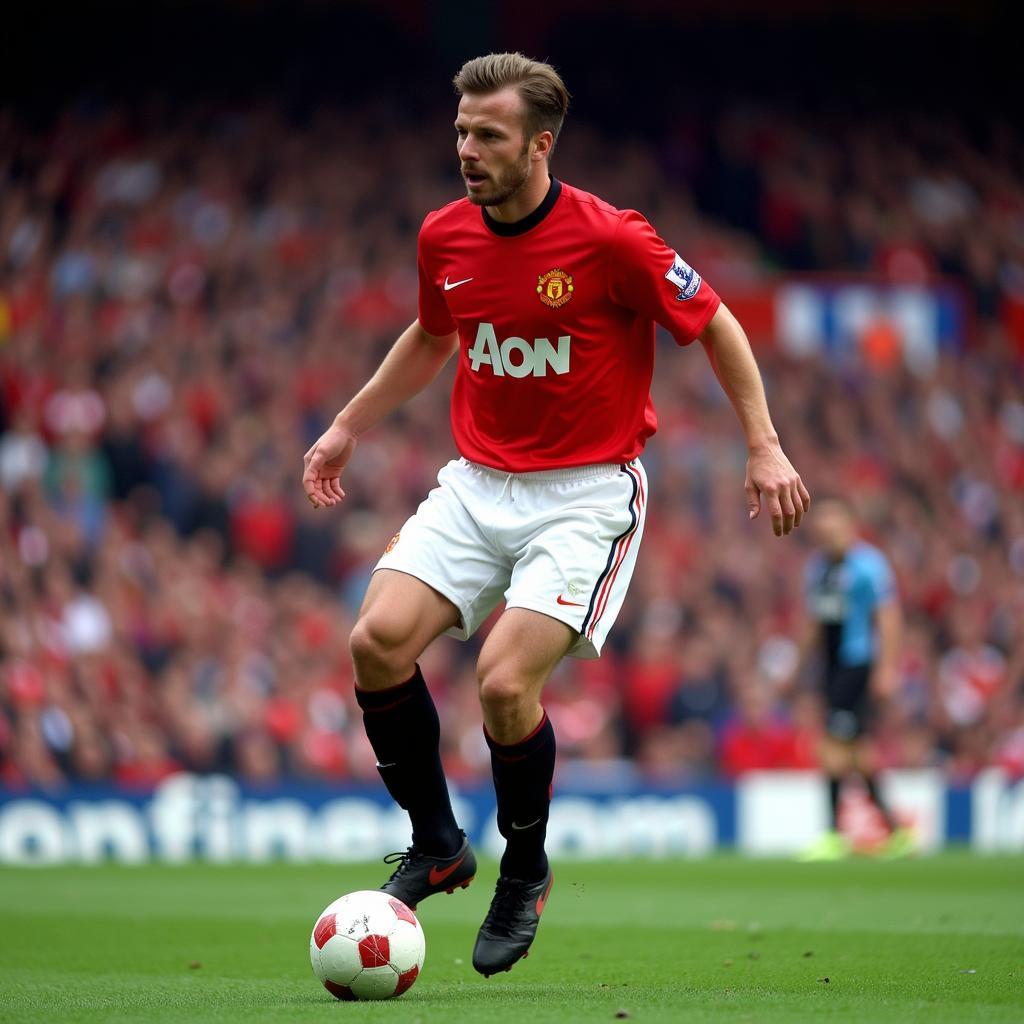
[477, 667, 529, 713]
[820, 739, 854, 775]
[349, 616, 412, 682]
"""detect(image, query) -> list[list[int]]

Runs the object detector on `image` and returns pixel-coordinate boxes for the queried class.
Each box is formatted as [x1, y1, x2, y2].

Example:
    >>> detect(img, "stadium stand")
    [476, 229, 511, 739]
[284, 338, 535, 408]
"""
[1, 96, 1022, 787]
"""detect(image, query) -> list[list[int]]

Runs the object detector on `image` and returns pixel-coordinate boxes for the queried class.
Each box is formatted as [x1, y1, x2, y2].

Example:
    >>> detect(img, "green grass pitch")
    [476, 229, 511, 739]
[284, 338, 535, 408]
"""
[1, 854, 1021, 1023]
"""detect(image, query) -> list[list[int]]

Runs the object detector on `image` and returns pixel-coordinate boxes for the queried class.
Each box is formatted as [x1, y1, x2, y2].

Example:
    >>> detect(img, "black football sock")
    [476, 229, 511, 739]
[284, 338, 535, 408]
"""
[356, 666, 462, 857]
[486, 711, 556, 883]
[828, 777, 841, 831]
[863, 774, 898, 832]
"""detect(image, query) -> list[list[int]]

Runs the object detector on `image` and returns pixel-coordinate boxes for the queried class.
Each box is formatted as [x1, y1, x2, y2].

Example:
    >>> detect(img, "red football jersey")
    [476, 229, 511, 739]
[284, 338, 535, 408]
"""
[417, 178, 720, 472]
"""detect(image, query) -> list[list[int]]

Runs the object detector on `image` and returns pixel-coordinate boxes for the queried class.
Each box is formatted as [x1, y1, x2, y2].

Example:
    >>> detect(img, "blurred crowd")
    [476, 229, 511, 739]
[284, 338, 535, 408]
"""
[1, 98, 1022, 789]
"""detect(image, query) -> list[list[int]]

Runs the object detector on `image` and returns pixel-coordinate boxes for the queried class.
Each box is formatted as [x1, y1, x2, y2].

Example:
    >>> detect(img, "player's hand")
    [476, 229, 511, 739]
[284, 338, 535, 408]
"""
[745, 441, 810, 537]
[777, 668, 799, 698]
[870, 665, 900, 701]
[303, 421, 357, 509]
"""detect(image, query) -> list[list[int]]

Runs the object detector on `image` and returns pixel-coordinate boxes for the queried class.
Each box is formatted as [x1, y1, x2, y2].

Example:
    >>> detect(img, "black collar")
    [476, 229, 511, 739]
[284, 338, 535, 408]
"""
[482, 177, 562, 237]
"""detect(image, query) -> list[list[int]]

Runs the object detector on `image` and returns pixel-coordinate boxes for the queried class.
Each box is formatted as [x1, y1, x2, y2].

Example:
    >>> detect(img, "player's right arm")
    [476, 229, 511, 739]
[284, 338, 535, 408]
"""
[302, 319, 458, 509]
[304, 213, 460, 509]
[781, 617, 823, 697]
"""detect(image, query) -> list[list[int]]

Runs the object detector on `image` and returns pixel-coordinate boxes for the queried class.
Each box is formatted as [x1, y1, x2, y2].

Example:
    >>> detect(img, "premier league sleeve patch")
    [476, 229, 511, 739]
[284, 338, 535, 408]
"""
[664, 253, 702, 301]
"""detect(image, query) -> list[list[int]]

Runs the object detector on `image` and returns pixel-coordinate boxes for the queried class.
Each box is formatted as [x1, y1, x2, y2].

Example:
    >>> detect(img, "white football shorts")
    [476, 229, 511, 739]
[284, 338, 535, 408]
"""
[374, 457, 648, 659]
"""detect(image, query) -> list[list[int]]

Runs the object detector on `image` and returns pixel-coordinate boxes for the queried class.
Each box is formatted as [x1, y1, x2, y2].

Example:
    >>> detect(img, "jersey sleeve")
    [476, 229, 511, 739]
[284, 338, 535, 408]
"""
[608, 210, 721, 346]
[863, 549, 897, 606]
[416, 215, 457, 338]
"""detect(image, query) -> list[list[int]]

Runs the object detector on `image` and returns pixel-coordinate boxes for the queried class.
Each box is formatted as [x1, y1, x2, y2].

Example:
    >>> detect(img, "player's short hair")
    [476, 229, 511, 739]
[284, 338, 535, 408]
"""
[815, 494, 855, 517]
[453, 52, 570, 151]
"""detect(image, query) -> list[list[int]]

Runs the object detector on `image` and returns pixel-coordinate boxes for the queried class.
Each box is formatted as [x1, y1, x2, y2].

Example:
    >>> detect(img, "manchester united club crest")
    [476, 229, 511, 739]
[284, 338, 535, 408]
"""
[537, 268, 574, 308]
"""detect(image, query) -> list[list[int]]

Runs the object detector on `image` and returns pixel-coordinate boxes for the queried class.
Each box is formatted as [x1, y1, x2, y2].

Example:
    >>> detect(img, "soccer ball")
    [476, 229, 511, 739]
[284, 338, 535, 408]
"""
[310, 890, 426, 1000]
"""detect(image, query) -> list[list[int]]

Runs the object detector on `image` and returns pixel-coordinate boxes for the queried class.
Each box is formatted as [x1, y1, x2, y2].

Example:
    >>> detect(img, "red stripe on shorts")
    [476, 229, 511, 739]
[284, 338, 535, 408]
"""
[587, 463, 644, 640]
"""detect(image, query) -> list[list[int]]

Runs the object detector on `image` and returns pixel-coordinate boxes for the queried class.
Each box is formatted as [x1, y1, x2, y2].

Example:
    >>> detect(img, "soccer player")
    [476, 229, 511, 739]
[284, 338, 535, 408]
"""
[303, 53, 809, 975]
[792, 497, 913, 860]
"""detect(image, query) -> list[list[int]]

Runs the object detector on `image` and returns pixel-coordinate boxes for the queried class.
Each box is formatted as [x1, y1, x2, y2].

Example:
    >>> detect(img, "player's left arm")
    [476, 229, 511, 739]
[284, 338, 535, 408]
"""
[869, 553, 903, 699]
[606, 212, 807, 533]
[871, 599, 903, 700]
[699, 304, 811, 536]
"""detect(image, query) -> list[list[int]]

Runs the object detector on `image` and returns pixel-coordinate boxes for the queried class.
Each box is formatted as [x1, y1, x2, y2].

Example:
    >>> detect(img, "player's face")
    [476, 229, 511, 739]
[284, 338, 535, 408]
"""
[455, 88, 533, 207]
[813, 500, 855, 556]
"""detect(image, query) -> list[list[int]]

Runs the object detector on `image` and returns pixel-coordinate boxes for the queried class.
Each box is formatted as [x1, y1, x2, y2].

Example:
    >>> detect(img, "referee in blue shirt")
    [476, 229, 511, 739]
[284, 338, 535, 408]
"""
[791, 497, 912, 859]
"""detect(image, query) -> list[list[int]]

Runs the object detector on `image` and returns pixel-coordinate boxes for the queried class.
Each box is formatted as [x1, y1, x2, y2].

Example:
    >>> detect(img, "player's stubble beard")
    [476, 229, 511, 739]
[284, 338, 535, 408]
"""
[464, 144, 531, 208]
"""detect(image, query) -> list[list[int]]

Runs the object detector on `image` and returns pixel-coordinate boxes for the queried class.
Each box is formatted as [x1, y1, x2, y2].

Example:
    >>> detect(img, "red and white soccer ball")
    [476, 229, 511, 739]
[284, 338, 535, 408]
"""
[310, 890, 426, 1001]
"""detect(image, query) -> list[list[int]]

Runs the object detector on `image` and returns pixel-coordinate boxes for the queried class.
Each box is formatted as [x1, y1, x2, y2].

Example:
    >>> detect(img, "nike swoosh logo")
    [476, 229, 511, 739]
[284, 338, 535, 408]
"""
[556, 595, 586, 607]
[444, 276, 473, 291]
[428, 853, 466, 886]
[535, 873, 554, 917]
[510, 817, 542, 831]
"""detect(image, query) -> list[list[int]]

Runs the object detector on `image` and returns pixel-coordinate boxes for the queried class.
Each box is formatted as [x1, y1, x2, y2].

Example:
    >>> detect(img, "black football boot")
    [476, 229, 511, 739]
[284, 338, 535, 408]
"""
[379, 833, 476, 910]
[472, 868, 554, 976]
